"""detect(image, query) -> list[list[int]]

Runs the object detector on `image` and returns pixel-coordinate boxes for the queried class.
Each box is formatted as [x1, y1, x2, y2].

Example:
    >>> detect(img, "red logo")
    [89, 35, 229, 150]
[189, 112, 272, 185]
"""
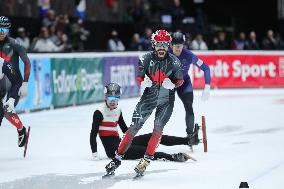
[150, 70, 168, 85]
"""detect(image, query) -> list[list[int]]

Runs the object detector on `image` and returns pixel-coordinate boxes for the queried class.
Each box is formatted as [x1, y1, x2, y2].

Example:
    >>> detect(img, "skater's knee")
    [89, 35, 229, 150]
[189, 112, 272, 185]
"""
[152, 127, 163, 137]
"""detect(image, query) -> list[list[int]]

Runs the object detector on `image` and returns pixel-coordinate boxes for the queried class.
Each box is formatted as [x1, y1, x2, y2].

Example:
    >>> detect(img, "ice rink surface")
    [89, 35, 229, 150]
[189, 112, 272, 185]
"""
[1, 88, 284, 189]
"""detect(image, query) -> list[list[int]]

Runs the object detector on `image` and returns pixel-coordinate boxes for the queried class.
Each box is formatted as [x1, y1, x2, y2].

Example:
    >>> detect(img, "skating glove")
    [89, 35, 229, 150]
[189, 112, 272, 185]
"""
[92, 152, 101, 161]
[0, 57, 4, 80]
[4, 98, 15, 113]
[162, 78, 175, 90]
[18, 82, 28, 98]
[201, 84, 210, 101]
[141, 75, 152, 88]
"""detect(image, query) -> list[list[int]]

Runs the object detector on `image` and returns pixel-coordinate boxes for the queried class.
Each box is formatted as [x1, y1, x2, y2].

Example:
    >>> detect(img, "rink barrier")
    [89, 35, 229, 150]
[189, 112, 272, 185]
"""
[15, 51, 284, 112]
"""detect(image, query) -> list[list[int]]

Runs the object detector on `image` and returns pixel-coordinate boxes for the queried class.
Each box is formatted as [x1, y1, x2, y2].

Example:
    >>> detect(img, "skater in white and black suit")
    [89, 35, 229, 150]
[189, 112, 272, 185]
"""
[90, 83, 195, 162]
[104, 29, 184, 176]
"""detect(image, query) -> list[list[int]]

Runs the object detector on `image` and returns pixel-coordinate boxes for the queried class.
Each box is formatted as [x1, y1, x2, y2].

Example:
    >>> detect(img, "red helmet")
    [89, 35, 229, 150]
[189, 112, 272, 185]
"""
[151, 29, 172, 45]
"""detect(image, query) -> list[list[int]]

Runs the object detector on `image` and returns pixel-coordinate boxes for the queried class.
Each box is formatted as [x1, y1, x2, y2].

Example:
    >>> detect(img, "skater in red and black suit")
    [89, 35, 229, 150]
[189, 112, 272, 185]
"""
[0, 16, 31, 148]
[104, 30, 184, 176]
[90, 83, 194, 162]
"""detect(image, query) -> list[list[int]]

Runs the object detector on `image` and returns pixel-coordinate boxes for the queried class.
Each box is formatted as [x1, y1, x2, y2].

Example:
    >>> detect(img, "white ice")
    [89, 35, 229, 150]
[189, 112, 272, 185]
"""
[1, 88, 284, 189]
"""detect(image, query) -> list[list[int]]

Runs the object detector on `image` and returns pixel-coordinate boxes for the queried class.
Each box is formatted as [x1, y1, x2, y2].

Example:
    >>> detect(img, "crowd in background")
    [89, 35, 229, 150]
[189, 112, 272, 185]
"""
[3, 0, 283, 52]
[14, 11, 284, 52]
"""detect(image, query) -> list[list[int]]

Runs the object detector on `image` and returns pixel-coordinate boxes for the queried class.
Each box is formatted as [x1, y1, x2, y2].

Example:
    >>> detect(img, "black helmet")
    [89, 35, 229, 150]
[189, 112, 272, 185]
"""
[0, 16, 11, 28]
[104, 83, 121, 97]
[171, 32, 185, 44]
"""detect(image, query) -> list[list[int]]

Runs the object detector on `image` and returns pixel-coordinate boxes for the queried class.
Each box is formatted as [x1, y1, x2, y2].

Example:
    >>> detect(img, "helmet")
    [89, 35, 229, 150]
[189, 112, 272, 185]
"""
[171, 32, 186, 44]
[151, 29, 171, 45]
[0, 16, 11, 28]
[104, 83, 121, 97]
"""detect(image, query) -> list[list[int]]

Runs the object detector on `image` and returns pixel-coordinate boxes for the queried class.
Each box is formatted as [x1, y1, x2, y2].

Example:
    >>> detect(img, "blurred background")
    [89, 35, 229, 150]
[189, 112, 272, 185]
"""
[1, 0, 283, 52]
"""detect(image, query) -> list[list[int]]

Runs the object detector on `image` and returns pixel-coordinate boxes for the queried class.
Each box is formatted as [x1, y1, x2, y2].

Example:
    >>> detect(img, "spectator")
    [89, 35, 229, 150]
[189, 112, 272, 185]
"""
[212, 32, 230, 50]
[129, 33, 143, 51]
[107, 30, 125, 51]
[245, 31, 260, 50]
[262, 30, 278, 50]
[55, 14, 71, 35]
[31, 26, 66, 52]
[275, 32, 284, 49]
[15, 27, 30, 50]
[70, 18, 90, 51]
[232, 32, 248, 50]
[140, 27, 152, 50]
[191, 33, 208, 50]
[48, 25, 60, 45]
[42, 9, 56, 27]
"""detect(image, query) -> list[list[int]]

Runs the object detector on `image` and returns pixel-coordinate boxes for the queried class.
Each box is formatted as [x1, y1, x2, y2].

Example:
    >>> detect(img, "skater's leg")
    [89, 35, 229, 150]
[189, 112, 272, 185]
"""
[160, 135, 188, 146]
[145, 99, 175, 157]
[4, 94, 24, 130]
[132, 133, 152, 147]
[117, 93, 156, 155]
[154, 152, 174, 161]
[178, 92, 194, 135]
[100, 136, 120, 158]
[123, 145, 147, 160]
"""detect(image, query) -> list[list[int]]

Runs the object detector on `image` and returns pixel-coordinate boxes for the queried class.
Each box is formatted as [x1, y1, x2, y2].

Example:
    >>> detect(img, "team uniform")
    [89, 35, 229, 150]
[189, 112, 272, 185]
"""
[0, 16, 31, 147]
[169, 33, 211, 137]
[90, 104, 192, 161]
[104, 30, 185, 177]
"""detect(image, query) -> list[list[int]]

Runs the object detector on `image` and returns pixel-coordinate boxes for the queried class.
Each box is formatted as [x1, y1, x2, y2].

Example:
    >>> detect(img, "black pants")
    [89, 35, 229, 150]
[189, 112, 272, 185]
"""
[100, 133, 188, 161]
[178, 92, 194, 134]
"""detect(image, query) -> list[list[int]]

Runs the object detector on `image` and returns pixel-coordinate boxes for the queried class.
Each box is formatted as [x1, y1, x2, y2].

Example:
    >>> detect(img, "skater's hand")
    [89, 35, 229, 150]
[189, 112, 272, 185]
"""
[18, 82, 28, 98]
[92, 152, 102, 161]
[141, 75, 152, 88]
[4, 98, 15, 113]
[162, 78, 175, 90]
[201, 84, 210, 101]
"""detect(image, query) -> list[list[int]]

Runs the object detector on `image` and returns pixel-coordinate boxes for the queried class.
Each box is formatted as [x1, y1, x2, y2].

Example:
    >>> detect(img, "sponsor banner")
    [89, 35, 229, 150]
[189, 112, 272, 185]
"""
[103, 56, 140, 98]
[16, 57, 52, 111]
[193, 54, 284, 88]
[51, 58, 104, 107]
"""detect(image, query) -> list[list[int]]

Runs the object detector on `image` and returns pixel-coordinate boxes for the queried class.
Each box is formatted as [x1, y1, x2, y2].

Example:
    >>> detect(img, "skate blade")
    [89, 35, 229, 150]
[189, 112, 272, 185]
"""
[23, 126, 31, 158]
[133, 172, 144, 179]
[102, 172, 115, 179]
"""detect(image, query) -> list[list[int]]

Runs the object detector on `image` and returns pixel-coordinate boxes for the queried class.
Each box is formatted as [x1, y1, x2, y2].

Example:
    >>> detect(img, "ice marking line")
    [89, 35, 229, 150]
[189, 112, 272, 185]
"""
[248, 160, 284, 183]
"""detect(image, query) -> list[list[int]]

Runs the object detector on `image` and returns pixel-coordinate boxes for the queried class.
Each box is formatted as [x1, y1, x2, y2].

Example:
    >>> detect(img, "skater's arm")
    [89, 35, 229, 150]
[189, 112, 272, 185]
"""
[171, 56, 184, 87]
[136, 54, 148, 85]
[118, 112, 128, 133]
[90, 110, 103, 153]
[189, 51, 211, 85]
[15, 40, 31, 82]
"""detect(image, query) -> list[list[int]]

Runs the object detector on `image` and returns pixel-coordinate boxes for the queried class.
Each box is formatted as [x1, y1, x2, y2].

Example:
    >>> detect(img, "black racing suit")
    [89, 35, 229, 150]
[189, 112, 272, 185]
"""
[117, 51, 184, 158]
[0, 37, 31, 126]
[90, 110, 189, 161]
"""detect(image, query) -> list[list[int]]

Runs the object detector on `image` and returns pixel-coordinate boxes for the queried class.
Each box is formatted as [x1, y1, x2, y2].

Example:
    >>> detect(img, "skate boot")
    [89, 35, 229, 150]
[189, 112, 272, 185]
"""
[172, 153, 194, 162]
[17, 126, 27, 147]
[103, 157, 121, 177]
[187, 123, 200, 146]
[134, 156, 150, 177]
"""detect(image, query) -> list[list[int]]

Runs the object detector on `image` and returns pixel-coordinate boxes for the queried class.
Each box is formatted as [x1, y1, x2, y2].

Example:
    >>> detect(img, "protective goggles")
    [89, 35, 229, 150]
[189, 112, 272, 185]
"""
[0, 28, 9, 33]
[106, 96, 120, 102]
[154, 41, 170, 48]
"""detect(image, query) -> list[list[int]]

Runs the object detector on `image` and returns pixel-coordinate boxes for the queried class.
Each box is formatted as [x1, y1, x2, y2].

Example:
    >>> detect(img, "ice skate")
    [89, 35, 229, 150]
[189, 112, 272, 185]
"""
[17, 126, 27, 147]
